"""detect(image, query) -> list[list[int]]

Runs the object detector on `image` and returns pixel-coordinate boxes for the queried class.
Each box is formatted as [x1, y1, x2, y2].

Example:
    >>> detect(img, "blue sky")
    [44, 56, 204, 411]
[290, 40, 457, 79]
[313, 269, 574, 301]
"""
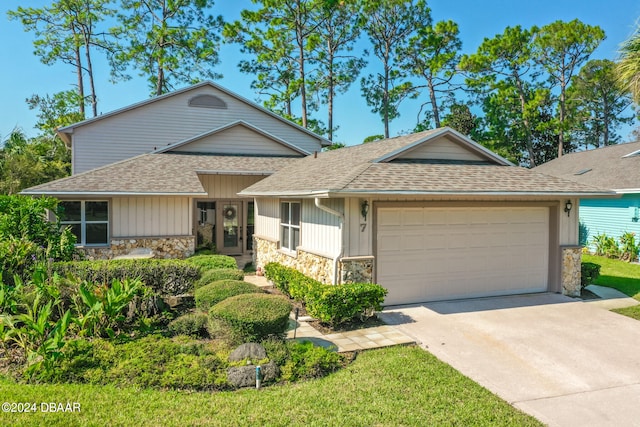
[1, 0, 640, 146]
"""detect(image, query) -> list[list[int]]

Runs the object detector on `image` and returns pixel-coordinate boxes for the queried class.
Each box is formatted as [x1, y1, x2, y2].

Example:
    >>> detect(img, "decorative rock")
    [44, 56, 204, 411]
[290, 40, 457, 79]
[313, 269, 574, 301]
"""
[229, 343, 267, 362]
[254, 237, 333, 284]
[163, 294, 195, 310]
[562, 246, 582, 297]
[227, 362, 279, 388]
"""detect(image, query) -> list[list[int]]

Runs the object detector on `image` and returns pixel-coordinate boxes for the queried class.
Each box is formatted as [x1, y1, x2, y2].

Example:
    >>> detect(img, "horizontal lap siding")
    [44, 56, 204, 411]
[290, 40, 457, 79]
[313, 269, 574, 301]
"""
[72, 86, 322, 173]
[397, 136, 485, 161]
[112, 197, 191, 237]
[173, 126, 301, 156]
[580, 195, 640, 246]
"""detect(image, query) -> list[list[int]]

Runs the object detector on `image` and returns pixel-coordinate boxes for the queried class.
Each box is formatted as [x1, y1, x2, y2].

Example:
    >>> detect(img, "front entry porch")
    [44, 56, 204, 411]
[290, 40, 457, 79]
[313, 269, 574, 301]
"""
[195, 199, 255, 256]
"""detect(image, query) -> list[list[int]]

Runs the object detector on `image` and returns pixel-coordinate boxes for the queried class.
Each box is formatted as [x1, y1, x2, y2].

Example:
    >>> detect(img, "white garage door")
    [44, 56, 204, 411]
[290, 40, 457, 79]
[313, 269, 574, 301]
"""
[377, 206, 549, 305]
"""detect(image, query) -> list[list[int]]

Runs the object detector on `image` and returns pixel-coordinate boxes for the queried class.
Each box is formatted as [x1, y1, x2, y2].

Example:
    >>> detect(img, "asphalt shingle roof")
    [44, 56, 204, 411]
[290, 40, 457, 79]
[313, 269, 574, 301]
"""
[534, 142, 640, 191]
[23, 153, 298, 195]
[241, 130, 614, 197]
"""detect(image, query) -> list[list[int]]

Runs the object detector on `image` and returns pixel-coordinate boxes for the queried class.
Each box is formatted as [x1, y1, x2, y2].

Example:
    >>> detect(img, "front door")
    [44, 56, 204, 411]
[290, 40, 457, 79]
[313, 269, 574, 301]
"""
[217, 201, 243, 254]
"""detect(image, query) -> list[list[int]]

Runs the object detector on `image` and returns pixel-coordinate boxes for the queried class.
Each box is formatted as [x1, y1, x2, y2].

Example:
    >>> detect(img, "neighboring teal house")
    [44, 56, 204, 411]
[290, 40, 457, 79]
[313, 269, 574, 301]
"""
[535, 142, 640, 249]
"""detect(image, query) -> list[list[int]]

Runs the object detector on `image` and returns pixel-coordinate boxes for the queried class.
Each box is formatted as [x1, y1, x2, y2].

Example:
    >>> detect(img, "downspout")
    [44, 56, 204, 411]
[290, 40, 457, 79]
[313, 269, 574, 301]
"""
[314, 197, 344, 285]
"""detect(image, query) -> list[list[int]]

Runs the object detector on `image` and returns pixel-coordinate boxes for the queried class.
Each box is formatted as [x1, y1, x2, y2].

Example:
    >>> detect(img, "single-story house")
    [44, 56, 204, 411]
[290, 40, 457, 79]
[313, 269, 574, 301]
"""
[534, 142, 640, 251]
[24, 82, 615, 305]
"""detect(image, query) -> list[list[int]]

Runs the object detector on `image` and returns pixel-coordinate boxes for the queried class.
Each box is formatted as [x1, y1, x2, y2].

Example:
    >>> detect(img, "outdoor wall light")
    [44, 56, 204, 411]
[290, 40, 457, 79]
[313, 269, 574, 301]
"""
[361, 200, 369, 222]
[564, 200, 573, 217]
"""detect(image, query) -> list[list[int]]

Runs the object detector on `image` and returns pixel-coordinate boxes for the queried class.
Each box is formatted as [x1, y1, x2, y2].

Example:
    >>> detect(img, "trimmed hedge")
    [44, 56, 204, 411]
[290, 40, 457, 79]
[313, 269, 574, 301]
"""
[263, 262, 388, 326]
[53, 259, 199, 295]
[194, 280, 262, 311]
[581, 262, 601, 289]
[194, 269, 245, 289]
[185, 255, 237, 271]
[168, 312, 210, 338]
[209, 293, 292, 342]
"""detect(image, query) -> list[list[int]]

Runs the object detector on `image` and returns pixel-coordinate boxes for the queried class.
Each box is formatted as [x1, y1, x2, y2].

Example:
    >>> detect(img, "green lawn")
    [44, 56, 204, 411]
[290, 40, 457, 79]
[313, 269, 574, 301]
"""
[583, 254, 640, 298]
[0, 345, 540, 427]
[583, 254, 640, 319]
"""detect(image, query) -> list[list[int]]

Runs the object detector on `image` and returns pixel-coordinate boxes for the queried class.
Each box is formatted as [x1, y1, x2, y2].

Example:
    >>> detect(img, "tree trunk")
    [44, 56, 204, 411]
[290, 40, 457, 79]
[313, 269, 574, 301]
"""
[428, 78, 440, 128]
[514, 75, 536, 167]
[73, 30, 85, 117]
[82, 30, 98, 117]
[328, 47, 334, 141]
[383, 64, 390, 139]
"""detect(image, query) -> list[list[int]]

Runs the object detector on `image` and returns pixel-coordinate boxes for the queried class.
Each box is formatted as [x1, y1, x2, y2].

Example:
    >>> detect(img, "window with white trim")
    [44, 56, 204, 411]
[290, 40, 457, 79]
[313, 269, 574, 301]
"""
[59, 201, 109, 246]
[280, 201, 300, 252]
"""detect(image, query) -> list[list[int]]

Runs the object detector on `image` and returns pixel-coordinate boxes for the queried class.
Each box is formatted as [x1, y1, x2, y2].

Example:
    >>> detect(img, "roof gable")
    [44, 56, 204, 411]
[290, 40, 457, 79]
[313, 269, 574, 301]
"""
[374, 127, 512, 165]
[58, 81, 331, 147]
[157, 121, 308, 156]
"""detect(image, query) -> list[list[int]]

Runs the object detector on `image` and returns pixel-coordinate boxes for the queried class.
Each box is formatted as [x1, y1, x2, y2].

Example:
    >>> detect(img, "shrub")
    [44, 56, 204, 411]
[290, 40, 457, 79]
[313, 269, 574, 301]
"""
[194, 269, 245, 289]
[280, 340, 343, 382]
[306, 282, 388, 326]
[57, 335, 229, 390]
[581, 262, 601, 289]
[263, 262, 293, 295]
[0, 195, 77, 283]
[209, 294, 292, 343]
[619, 232, 639, 262]
[592, 233, 620, 259]
[168, 313, 210, 338]
[52, 259, 199, 295]
[262, 263, 388, 326]
[185, 255, 237, 271]
[194, 280, 262, 311]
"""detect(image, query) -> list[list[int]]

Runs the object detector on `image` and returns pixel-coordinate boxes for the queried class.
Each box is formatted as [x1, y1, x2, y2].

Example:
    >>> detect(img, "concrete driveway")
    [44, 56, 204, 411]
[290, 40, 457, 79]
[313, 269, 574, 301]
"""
[380, 293, 640, 427]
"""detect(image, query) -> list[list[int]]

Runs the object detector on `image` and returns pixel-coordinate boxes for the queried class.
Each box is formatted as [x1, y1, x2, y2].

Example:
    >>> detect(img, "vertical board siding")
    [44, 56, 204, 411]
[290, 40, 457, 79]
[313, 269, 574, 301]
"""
[255, 198, 280, 240]
[173, 125, 301, 156]
[580, 195, 640, 247]
[346, 197, 373, 257]
[301, 199, 342, 256]
[112, 197, 191, 237]
[72, 86, 323, 173]
[199, 174, 264, 199]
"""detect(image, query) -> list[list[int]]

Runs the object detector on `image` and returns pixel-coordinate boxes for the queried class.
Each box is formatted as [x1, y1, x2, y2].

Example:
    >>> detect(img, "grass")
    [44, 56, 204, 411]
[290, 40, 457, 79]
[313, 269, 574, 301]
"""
[582, 254, 640, 298]
[0, 346, 540, 427]
[582, 254, 640, 319]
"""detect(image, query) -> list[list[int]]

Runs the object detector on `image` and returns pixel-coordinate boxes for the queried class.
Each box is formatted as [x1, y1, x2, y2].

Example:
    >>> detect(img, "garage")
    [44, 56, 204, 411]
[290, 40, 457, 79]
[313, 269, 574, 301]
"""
[377, 205, 550, 305]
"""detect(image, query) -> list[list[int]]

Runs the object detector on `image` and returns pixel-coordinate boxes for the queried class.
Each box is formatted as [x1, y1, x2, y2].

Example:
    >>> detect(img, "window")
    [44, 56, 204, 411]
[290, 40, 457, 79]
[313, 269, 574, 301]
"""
[280, 201, 300, 252]
[59, 201, 109, 246]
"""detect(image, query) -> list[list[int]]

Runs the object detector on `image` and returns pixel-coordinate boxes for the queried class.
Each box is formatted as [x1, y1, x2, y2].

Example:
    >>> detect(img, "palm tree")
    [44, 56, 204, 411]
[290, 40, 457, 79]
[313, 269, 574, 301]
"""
[617, 27, 640, 102]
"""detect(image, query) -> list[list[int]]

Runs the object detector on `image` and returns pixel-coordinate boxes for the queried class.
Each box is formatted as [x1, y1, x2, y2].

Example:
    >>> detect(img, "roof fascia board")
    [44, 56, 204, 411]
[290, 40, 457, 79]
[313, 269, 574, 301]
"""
[155, 120, 310, 155]
[21, 191, 208, 197]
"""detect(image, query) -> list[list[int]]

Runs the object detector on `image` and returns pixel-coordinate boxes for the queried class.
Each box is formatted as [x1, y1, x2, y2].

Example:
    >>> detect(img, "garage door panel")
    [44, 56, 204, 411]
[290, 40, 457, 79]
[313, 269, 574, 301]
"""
[378, 206, 549, 305]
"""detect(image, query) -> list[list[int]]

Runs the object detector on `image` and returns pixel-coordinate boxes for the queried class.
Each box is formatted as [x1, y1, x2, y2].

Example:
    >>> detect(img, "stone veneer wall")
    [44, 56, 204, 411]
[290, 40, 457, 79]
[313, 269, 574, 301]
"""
[254, 236, 334, 284]
[79, 236, 195, 260]
[339, 257, 374, 284]
[561, 246, 582, 297]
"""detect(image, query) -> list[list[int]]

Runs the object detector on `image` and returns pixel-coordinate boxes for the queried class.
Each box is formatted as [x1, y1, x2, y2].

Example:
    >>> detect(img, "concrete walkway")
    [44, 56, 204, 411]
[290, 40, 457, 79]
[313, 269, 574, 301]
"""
[286, 318, 415, 352]
[246, 274, 415, 352]
[380, 292, 640, 427]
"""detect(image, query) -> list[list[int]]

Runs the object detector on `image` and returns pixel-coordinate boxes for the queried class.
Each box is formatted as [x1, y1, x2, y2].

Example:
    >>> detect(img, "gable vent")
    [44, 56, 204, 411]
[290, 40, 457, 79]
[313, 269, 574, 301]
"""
[188, 94, 227, 109]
